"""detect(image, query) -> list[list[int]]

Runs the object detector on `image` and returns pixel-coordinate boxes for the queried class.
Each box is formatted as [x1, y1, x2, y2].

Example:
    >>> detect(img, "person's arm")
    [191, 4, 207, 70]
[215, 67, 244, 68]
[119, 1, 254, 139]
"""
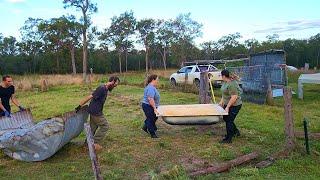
[75, 95, 93, 112]
[147, 97, 159, 115]
[219, 98, 224, 107]
[225, 95, 238, 113]
[80, 95, 93, 106]
[11, 94, 21, 107]
[0, 99, 7, 111]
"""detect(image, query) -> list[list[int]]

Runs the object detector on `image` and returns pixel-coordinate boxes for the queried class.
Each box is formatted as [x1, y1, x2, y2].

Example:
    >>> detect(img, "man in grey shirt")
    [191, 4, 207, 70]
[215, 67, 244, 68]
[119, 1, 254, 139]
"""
[76, 76, 120, 151]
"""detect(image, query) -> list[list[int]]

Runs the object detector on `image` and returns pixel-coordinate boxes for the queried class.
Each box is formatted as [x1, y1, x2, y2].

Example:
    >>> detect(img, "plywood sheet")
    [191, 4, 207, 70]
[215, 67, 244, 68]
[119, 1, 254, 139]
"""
[157, 104, 228, 117]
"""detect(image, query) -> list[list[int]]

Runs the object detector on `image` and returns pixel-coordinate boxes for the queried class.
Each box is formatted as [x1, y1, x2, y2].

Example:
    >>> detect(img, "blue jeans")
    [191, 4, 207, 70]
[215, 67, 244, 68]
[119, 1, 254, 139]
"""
[142, 103, 158, 135]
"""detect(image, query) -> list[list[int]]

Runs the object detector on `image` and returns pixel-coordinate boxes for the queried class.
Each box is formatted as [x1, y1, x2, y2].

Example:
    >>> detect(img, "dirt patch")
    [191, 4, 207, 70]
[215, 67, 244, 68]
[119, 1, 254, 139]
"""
[196, 124, 225, 136]
[179, 156, 211, 172]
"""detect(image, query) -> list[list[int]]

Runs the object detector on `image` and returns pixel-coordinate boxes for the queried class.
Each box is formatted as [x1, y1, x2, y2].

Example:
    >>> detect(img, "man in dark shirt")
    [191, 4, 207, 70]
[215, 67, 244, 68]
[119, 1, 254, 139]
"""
[76, 76, 120, 151]
[0, 75, 26, 117]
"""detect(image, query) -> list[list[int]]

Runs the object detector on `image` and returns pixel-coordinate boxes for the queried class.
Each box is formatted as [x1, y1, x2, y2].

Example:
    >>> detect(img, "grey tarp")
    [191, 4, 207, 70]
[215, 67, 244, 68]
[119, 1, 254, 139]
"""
[0, 106, 88, 162]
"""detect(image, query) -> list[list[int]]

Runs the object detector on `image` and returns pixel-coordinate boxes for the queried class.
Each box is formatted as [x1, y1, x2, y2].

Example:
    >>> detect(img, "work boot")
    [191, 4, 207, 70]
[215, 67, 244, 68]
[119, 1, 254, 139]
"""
[150, 133, 159, 138]
[142, 125, 149, 134]
[219, 137, 232, 144]
[234, 130, 240, 137]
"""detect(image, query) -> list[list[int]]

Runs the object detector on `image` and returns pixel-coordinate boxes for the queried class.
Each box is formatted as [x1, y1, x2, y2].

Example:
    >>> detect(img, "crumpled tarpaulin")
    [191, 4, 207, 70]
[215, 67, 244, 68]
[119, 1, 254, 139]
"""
[0, 106, 88, 162]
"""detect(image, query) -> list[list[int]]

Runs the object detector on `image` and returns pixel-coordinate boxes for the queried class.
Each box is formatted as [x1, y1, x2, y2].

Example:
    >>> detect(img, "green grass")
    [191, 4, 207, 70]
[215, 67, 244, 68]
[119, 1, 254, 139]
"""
[1, 71, 320, 179]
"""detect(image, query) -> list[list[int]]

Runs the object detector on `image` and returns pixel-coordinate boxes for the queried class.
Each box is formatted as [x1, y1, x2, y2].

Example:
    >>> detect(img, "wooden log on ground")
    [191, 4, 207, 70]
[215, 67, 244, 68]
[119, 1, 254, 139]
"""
[313, 150, 320, 156]
[190, 152, 259, 176]
[84, 123, 103, 180]
[283, 87, 295, 151]
[255, 149, 290, 169]
[255, 157, 275, 168]
[295, 131, 320, 139]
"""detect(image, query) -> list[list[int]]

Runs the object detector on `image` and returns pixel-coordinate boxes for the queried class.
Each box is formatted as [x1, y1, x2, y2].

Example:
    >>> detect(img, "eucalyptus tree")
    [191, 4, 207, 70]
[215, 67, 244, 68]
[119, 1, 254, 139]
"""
[171, 13, 202, 64]
[136, 18, 156, 72]
[63, 0, 97, 81]
[200, 40, 219, 60]
[0, 36, 18, 56]
[37, 15, 82, 74]
[99, 11, 136, 73]
[19, 18, 44, 73]
[154, 19, 175, 70]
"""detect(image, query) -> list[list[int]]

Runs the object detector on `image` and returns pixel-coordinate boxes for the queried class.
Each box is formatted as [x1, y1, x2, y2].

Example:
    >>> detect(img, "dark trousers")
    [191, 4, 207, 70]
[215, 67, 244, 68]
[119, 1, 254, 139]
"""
[223, 105, 242, 139]
[142, 103, 158, 135]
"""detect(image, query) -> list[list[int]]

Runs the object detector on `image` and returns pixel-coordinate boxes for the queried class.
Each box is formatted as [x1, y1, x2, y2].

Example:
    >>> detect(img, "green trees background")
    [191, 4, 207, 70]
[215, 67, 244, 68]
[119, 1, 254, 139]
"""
[0, 1, 319, 75]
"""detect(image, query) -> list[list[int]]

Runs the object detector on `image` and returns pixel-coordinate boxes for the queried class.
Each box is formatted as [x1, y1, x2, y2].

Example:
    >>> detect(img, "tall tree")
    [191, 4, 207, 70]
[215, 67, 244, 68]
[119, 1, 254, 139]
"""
[244, 38, 260, 54]
[19, 18, 44, 73]
[309, 33, 320, 68]
[155, 19, 175, 70]
[99, 11, 136, 73]
[0, 36, 18, 56]
[171, 13, 202, 64]
[63, 0, 97, 81]
[218, 32, 246, 58]
[261, 33, 283, 50]
[137, 18, 156, 72]
[200, 41, 219, 60]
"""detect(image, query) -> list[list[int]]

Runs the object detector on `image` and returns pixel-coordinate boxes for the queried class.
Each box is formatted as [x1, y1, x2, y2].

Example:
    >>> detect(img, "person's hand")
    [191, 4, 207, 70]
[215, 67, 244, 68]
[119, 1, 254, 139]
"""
[154, 108, 160, 116]
[19, 105, 26, 111]
[4, 111, 11, 118]
[219, 101, 224, 107]
[224, 106, 230, 113]
[75, 105, 82, 113]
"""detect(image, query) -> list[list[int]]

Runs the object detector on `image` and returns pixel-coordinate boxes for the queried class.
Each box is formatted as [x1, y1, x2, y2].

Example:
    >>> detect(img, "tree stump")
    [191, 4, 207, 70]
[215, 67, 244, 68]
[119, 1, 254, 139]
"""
[40, 79, 48, 92]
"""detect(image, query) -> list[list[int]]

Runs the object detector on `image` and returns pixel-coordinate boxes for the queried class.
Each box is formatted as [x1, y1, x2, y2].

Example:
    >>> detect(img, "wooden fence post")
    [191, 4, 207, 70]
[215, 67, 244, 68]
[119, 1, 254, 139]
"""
[84, 123, 103, 180]
[283, 87, 295, 151]
[199, 72, 210, 104]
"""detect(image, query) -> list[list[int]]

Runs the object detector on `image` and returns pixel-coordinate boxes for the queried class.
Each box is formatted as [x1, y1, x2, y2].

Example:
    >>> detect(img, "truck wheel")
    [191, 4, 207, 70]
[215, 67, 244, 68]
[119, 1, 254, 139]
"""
[171, 78, 176, 86]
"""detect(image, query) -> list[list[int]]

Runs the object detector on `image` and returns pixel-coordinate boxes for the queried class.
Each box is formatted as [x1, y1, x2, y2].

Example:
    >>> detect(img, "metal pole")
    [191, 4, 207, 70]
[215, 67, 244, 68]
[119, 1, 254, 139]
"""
[303, 118, 310, 155]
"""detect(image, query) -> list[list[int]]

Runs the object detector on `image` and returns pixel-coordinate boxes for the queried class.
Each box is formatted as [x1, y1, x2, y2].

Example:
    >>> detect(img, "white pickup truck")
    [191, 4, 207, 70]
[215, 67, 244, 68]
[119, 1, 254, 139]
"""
[170, 64, 222, 87]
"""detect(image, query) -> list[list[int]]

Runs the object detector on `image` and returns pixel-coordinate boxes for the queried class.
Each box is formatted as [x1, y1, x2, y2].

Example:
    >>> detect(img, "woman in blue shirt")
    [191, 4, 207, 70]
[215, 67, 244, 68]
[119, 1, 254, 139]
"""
[141, 74, 160, 138]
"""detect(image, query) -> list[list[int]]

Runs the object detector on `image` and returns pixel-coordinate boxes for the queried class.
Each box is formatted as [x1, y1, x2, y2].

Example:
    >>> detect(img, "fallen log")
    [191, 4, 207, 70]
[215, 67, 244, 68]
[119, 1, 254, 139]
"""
[255, 149, 290, 169]
[190, 152, 259, 176]
[255, 157, 275, 168]
[295, 131, 320, 139]
[313, 150, 320, 156]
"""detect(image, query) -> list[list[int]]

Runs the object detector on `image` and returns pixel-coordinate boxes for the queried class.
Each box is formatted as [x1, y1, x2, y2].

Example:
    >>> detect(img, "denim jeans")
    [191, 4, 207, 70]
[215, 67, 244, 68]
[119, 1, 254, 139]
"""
[142, 103, 158, 135]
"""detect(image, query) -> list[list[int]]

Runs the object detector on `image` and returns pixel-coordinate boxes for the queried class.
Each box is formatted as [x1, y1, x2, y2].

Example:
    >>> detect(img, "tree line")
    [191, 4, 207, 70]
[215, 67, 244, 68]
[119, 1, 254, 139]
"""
[0, 0, 319, 78]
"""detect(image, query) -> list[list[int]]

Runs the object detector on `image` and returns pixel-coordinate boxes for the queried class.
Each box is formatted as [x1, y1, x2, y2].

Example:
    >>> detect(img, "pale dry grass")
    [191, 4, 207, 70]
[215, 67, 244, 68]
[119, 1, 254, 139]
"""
[150, 69, 177, 78]
[13, 74, 104, 91]
[11, 70, 177, 91]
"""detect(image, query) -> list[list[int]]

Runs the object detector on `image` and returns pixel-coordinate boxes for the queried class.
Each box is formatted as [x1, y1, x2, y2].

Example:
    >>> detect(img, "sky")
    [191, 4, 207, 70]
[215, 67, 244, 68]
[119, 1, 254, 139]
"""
[0, 0, 320, 46]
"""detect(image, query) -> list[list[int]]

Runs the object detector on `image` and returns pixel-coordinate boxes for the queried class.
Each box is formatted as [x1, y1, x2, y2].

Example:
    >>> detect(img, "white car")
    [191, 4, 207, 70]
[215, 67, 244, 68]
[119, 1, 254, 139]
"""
[286, 65, 298, 71]
[170, 65, 222, 87]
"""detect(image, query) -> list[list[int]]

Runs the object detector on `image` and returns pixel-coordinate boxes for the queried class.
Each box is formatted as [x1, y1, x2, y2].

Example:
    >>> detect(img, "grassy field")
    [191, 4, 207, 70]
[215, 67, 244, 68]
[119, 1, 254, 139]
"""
[0, 70, 320, 179]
